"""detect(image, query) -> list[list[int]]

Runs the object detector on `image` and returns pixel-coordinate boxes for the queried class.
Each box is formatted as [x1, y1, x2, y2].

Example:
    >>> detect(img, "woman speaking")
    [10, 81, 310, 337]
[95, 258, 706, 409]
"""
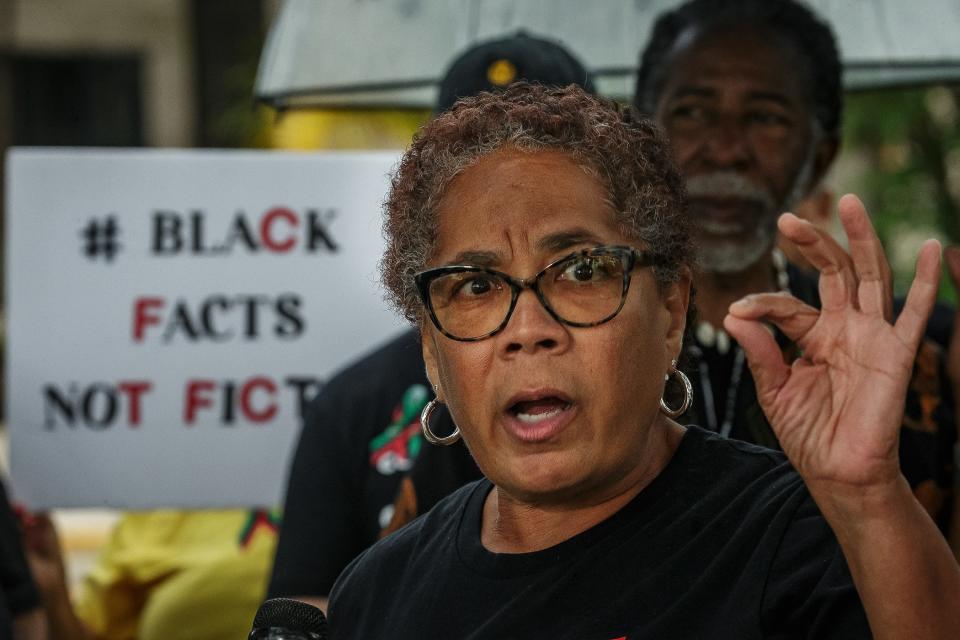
[327, 84, 960, 638]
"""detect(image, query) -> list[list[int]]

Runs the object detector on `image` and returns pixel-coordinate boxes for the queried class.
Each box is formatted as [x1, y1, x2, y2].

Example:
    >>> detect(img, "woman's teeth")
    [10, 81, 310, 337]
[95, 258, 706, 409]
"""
[514, 401, 570, 423]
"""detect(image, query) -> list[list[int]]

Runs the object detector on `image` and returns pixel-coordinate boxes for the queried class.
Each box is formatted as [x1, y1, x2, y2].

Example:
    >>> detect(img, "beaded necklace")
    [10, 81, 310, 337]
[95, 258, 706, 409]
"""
[693, 249, 790, 437]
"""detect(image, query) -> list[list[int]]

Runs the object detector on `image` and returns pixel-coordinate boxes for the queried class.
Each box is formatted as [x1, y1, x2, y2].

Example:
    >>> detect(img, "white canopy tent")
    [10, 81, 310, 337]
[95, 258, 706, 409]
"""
[255, 0, 960, 110]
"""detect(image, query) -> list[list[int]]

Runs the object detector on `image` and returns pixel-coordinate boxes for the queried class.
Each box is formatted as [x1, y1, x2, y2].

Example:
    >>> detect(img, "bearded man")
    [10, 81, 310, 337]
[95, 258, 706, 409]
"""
[634, 0, 954, 524]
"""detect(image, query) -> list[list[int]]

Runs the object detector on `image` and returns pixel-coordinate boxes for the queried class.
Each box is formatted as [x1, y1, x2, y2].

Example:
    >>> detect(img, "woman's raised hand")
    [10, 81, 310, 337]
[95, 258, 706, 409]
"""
[723, 194, 941, 492]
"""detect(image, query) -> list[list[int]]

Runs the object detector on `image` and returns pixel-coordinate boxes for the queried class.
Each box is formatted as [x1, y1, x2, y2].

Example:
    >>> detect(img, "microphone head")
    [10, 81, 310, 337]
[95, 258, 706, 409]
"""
[252, 598, 327, 638]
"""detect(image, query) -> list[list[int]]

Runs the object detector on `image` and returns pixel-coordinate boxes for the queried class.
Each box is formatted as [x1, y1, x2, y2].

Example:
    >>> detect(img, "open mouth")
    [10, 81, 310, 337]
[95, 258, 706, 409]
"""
[502, 389, 576, 442]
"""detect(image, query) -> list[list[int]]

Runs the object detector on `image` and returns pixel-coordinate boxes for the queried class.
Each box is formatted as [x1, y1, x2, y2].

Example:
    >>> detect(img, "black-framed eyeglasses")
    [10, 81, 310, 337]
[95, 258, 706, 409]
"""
[414, 245, 655, 342]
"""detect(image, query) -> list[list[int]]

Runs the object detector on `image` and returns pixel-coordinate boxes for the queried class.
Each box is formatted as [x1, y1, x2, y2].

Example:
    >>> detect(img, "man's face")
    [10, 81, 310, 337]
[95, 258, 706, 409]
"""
[654, 24, 826, 274]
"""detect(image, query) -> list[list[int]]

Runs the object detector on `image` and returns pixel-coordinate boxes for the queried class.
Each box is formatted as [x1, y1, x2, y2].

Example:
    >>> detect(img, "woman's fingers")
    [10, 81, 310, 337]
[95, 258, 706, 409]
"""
[728, 292, 819, 343]
[723, 315, 790, 402]
[779, 213, 857, 312]
[894, 239, 942, 349]
[837, 194, 893, 321]
[778, 195, 893, 320]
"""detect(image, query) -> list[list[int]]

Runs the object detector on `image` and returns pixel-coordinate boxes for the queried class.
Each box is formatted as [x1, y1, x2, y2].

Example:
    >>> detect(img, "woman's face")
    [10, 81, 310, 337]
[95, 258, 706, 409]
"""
[421, 148, 689, 506]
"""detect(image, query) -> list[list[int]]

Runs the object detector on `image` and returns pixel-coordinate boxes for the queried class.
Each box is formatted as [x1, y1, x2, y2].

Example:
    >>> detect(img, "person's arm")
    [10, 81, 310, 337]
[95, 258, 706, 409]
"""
[809, 475, 958, 637]
[11, 608, 47, 640]
[726, 194, 960, 639]
[18, 513, 91, 640]
[0, 482, 50, 640]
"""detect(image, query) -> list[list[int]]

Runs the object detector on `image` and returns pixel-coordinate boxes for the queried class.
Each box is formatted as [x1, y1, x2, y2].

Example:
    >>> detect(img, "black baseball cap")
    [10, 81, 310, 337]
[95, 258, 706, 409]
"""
[436, 31, 596, 113]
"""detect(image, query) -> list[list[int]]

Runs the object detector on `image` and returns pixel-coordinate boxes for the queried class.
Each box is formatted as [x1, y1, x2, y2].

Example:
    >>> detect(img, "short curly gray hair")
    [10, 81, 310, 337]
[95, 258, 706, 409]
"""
[381, 82, 693, 323]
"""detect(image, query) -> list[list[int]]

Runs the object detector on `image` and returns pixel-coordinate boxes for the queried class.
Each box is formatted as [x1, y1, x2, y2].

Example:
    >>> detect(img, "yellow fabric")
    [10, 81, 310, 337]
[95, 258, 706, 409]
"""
[75, 509, 277, 640]
[269, 109, 428, 150]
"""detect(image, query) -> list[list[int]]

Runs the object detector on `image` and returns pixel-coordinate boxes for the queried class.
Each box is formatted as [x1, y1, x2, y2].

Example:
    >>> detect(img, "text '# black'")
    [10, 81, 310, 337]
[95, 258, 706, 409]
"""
[151, 208, 339, 256]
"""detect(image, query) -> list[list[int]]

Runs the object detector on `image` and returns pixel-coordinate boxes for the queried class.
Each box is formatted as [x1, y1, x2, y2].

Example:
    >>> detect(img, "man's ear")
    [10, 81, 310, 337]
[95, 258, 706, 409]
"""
[421, 327, 442, 400]
[663, 267, 692, 362]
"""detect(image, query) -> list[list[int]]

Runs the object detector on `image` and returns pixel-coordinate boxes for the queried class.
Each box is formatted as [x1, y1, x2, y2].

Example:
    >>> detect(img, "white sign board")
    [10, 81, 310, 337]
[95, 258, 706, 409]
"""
[6, 148, 408, 509]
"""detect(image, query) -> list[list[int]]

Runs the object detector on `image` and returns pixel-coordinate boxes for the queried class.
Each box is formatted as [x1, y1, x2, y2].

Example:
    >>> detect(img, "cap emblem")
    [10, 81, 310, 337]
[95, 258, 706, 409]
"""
[486, 59, 518, 87]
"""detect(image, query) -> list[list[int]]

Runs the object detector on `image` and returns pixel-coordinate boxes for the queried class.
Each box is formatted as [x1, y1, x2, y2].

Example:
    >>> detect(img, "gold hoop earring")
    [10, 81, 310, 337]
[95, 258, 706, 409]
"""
[420, 398, 461, 446]
[660, 360, 692, 418]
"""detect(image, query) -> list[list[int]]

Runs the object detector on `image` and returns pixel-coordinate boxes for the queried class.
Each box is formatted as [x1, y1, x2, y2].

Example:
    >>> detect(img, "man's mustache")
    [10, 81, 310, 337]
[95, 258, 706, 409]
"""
[685, 172, 777, 211]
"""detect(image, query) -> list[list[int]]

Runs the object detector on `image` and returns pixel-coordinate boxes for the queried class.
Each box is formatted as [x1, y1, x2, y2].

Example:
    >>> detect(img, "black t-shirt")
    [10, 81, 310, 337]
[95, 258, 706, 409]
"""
[268, 329, 456, 598]
[0, 480, 40, 640]
[328, 427, 870, 639]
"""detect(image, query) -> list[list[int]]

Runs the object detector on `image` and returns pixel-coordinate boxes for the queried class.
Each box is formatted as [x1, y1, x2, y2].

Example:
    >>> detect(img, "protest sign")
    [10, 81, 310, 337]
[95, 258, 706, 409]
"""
[6, 148, 407, 508]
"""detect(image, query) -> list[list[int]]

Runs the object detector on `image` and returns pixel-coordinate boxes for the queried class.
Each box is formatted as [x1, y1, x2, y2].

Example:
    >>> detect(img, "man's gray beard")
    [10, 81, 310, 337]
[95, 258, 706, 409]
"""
[690, 149, 816, 275]
[697, 213, 778, 275]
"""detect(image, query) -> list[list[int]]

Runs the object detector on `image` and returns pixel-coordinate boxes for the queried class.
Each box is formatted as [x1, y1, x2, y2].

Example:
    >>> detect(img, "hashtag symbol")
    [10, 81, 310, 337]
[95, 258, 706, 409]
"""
[80, 215, 121, 262]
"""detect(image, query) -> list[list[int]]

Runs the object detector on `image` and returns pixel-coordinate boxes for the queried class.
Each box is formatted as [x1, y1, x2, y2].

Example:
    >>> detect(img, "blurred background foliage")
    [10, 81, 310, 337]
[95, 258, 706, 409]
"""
[840, 85, 960, 303]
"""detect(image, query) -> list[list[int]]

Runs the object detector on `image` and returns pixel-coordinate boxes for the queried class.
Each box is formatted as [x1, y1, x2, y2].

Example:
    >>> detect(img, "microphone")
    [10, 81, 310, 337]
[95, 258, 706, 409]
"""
[249, 598, 328, 639]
